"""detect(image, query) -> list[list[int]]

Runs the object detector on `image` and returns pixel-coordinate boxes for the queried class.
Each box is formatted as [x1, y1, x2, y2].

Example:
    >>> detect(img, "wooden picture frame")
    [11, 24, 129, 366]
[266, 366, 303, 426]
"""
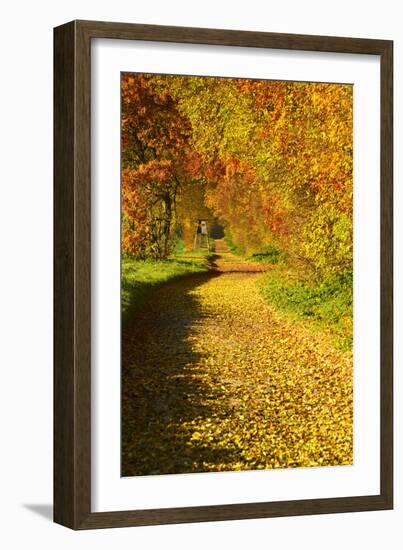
[54, 20, 393, 529]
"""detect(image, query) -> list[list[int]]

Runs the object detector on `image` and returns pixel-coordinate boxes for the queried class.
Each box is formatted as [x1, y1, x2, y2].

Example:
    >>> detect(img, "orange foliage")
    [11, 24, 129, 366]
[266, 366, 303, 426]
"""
[121, 73, 353, 273]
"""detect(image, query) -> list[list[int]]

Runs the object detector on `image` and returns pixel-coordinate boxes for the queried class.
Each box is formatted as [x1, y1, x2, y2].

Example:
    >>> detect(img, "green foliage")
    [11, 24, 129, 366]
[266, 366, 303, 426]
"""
[223, 232, 244, 256]
[122, 256, 209, 324]
[172, 238, 186, 255]
[259, 268, 353, 350]
[248, 245, 286, 265]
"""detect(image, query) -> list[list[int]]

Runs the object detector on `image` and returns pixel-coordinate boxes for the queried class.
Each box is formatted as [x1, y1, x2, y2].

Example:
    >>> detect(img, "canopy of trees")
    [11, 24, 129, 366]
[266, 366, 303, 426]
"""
[121, 73, 352, 277]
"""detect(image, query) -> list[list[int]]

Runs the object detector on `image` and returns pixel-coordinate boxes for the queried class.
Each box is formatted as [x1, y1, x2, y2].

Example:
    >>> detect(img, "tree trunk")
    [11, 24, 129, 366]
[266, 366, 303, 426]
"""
[162, 194, 173, 259]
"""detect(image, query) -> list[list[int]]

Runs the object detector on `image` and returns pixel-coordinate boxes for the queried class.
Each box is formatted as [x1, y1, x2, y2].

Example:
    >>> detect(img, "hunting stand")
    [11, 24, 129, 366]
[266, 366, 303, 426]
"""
[193, 219, 210, 251]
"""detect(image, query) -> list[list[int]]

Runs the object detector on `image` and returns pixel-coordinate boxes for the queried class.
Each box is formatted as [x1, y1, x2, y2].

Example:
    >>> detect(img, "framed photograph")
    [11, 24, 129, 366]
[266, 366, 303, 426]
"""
[54, 20, 393, 529]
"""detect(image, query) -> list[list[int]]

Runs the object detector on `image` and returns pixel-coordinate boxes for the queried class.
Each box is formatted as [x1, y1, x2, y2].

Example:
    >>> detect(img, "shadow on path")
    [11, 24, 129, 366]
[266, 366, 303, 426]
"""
[122, 249, 353, 475]
[122, 271, 242, 476]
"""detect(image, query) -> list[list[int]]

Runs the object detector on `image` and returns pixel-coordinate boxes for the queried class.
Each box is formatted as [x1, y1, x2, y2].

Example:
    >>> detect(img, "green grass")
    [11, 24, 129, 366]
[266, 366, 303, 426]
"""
[258, 267, 353, 351]
[223, 235, 244, 256]
[248, 245, 286, 265]
[122, 255, 210, 324]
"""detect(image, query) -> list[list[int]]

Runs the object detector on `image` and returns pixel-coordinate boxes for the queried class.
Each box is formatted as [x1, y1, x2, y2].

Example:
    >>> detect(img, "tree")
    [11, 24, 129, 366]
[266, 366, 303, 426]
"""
[165, 76, 353, 275]
[121, 73, 353, 279]
[121, 74, 193, 259]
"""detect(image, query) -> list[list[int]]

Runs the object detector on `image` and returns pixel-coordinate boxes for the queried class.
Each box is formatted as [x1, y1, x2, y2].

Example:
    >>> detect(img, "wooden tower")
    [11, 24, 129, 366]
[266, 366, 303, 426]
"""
[193, 219, 210, 251]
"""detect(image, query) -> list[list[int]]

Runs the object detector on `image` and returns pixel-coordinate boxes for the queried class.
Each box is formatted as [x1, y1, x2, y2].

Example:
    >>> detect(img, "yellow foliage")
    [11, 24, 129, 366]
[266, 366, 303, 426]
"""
[122, 255, 353, 475]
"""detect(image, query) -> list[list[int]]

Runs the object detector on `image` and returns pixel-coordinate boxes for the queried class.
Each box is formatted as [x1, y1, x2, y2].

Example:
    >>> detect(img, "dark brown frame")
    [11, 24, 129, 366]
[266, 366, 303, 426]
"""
[54, 20, 393, 530]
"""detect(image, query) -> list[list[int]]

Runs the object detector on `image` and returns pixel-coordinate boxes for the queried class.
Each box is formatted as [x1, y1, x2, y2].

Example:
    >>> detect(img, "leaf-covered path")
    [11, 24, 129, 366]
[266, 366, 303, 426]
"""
[122, 245, 353, 476]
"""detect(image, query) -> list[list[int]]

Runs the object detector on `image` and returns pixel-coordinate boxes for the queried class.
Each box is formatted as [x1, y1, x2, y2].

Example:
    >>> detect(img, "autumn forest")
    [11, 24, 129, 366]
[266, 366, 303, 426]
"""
[121, 73, 353, 476]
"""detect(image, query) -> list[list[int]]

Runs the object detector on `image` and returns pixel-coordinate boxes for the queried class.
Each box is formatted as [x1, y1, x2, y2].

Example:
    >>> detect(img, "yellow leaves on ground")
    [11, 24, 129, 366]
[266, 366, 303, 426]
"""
[122, 257, 353, 476]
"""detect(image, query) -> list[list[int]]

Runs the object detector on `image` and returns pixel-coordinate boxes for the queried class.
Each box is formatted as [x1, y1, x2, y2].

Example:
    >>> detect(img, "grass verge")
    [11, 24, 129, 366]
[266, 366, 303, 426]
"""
[122, 255, 210, 325]
[247, 245, 286, 265]
[258, 267, 353, 351]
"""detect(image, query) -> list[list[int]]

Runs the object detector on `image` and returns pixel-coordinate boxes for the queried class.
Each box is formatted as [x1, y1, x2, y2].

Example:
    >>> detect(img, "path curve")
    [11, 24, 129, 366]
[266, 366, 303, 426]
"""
[122, 245, 353, 476]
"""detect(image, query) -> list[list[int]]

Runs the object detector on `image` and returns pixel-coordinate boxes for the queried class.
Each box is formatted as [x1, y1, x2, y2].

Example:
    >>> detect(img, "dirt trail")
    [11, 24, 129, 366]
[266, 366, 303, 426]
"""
[210, 239, 270, 272]
[122, 242, 353, 476]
